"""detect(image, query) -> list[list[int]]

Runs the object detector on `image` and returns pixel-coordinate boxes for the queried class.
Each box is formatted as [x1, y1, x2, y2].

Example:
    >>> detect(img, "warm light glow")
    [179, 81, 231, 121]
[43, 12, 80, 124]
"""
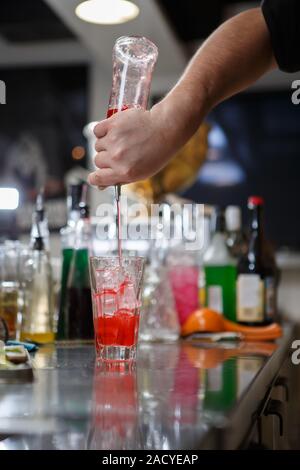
[0, 188, 19, 210]
[75, 0, 139, 25]
[72, 146, 86, 160]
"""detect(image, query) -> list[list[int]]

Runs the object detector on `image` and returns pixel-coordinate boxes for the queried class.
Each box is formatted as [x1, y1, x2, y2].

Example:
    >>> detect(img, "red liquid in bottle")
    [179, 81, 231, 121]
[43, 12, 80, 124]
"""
[106, 105, 129, 118]
[106, 105, 129, 262]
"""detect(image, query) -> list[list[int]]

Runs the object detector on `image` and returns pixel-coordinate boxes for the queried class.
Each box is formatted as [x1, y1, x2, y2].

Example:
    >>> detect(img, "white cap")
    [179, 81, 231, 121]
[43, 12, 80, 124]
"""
[225, 206, 242, 232]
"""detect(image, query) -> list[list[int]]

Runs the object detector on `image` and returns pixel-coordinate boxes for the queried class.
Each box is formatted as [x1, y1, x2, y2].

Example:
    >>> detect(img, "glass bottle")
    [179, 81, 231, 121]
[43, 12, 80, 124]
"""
[21, 235, 54, 344]
[108, 35, 158, 116]
[204, 207, 237, 321]
[225, 205, 247, 259]
[57, 183, 85, 339]
[65, 202, 94, 339]
[30, 189, 50, 251]
[107, 36, 159, 259]
[236, 196, 278, 325]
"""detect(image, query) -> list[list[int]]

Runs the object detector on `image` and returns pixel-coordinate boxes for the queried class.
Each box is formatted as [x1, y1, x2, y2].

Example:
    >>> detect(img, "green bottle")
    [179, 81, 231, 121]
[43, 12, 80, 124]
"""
[57, 184, 84, 339]
[204, 207, 237, 321]
[65, 202, 94, 340]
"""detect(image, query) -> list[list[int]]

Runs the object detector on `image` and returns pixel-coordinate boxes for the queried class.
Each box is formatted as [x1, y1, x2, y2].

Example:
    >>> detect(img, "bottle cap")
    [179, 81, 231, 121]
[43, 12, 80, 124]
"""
[248, 196, 264, 207]
[225, 206, 242, 232]
[79, 202, 90, 219]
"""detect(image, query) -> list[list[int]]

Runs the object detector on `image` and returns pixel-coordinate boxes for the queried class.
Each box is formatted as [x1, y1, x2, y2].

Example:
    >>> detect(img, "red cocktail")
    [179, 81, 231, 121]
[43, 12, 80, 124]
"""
[89, 257, 145, 362]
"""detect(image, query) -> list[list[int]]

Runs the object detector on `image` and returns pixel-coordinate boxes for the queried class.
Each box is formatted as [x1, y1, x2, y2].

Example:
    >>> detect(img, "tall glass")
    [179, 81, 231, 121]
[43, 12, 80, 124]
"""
[89, 256, 145, 362]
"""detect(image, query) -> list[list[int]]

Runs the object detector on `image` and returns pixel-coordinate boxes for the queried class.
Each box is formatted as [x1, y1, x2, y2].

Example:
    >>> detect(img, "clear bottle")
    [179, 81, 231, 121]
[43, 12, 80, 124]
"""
[65, 202, 94, 340]
[236, 196, 278, 325]
[204, 207, 237, 321]
[57, 183, 85, 339]
[107, 36, 159, 259]
[225, 205, 247, 259]
[21, 236, 54, 343]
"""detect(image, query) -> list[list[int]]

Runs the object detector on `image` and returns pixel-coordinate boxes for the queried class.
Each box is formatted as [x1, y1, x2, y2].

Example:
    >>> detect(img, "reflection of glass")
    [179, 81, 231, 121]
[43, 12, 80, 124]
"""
[87, 362, 141, 450]
[170, 349, 199, 426]
[137, 343, 180, 449]
[89, 256, 145, 361]
[236, 356, 264, 396]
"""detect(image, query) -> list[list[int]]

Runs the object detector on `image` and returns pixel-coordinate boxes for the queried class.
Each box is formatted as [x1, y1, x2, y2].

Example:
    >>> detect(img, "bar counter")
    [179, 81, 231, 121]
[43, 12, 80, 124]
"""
[0, 326, 294, 450]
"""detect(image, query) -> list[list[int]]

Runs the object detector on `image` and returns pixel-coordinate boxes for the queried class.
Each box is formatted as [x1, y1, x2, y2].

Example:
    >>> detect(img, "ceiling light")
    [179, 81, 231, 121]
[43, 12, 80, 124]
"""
[75, 0, 139, 25]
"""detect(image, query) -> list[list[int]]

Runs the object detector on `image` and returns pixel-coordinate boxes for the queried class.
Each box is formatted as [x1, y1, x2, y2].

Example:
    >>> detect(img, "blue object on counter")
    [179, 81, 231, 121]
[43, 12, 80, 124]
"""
[6, 340, 39, 352]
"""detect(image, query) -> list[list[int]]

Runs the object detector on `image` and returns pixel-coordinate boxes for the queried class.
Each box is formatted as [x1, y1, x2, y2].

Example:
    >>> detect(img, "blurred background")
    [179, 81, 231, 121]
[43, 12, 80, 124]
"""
[0, 0, 299, 317]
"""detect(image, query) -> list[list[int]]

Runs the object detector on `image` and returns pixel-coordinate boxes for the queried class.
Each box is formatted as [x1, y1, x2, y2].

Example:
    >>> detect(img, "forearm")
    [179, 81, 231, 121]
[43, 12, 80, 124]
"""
[154, 7, 276, 152]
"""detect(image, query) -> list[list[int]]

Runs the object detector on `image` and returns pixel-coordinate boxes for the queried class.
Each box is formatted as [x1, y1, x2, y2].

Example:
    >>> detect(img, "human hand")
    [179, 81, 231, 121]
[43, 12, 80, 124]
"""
[88, 106, 174, 189]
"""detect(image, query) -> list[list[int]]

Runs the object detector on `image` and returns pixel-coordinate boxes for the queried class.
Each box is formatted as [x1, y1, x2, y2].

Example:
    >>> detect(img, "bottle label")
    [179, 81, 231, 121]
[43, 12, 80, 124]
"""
[237, 274, 264, 322]
[265, 277, 275, 320]
[207, 286, 223, 313]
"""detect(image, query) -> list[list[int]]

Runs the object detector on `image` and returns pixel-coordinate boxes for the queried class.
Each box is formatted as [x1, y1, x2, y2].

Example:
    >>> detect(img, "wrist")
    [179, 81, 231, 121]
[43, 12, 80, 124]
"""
[151, 82, 210, 155]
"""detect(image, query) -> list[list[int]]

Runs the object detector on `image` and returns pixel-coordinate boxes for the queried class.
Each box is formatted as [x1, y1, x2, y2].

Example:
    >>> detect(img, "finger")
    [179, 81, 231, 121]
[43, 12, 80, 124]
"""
[95, 137, 107, 153]
[88, 168, 118, 187]
[94, 152, 111, 169]
[97, 186, 106, 191]
[93, 120, 109, 139]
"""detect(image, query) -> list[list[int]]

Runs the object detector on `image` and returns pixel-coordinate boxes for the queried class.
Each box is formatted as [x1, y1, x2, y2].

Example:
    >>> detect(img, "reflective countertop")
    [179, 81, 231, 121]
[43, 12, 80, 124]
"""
[0, 329, 293, 450]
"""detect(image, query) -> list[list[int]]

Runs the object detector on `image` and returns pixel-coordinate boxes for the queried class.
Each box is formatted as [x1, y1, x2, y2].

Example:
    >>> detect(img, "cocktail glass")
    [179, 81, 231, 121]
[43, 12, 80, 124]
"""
[89, 256, 145, 362]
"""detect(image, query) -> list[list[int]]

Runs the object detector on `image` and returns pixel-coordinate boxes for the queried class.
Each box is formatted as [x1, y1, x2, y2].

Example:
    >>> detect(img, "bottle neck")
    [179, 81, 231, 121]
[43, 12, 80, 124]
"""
[31, 236, 45, 252]
[30, 211, 49, 247]
[75, 216, 92, 251]
[68, 210, 81, 226]
[248, 205, 264, 260]
[249, 205, 264, 237]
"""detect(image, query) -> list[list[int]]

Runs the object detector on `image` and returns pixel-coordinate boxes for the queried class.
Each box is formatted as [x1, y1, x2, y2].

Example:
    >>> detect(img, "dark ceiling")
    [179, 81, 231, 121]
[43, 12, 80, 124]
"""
[155, 0, 260, 42]
[0, 0, 76, 43]
[0, 1, 261, 46]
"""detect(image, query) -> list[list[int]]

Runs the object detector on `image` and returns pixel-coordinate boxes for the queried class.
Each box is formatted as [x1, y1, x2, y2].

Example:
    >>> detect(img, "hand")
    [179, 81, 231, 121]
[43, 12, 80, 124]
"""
[88, 106, 174, 189]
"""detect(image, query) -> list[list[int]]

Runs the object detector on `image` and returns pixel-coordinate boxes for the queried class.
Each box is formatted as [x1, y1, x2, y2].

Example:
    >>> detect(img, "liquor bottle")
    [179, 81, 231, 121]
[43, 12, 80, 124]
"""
[30, 189, 50, 251]
[65, 202, 94, 339]
[57, 183, 84, 339]
[204, 207, 237, 321]
[236, 196, 277, 325]
[21, 225, 54, 343]
[225, 205, 247, 259]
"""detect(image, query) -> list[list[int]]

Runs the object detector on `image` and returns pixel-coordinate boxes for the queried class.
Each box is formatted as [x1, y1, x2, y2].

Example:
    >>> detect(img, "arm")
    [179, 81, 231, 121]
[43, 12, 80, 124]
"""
[89, 7, 276, 188]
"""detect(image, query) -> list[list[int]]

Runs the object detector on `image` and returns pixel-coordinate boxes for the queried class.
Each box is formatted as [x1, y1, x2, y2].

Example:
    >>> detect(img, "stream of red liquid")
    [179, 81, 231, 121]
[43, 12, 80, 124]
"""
[106, 105, 129, 262]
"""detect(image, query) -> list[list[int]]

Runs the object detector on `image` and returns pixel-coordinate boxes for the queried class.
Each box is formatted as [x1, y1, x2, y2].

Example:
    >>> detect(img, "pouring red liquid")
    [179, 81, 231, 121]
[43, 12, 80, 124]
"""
[106, 105, 130, 262]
